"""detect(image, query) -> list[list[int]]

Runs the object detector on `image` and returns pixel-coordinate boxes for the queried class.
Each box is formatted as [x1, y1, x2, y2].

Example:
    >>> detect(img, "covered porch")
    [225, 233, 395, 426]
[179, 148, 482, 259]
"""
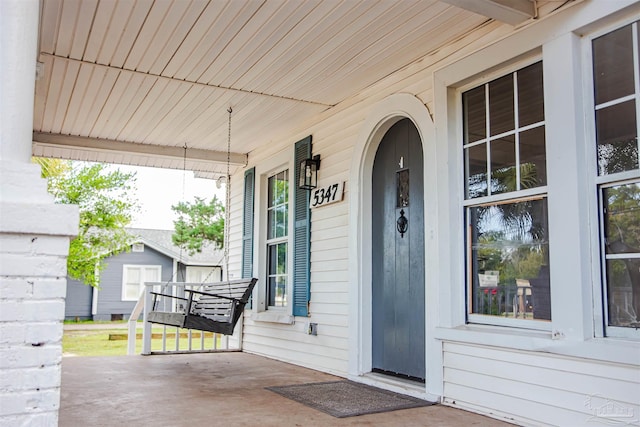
[60, 352, 513, 426]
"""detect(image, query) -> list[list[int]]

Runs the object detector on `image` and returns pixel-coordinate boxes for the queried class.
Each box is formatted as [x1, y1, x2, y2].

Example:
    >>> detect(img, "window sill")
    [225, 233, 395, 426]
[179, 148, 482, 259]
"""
[250, 311, 294, 325]
[434, 325, 640, 366]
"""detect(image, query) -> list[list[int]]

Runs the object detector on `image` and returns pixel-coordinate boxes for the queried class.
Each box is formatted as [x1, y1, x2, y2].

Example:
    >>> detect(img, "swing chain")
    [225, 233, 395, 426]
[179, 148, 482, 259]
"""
[224, 108, 232, 283]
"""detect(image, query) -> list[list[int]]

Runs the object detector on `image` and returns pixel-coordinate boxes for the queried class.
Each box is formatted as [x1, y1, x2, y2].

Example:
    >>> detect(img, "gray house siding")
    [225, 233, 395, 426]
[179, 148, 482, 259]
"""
[93, 245, 173, 321]
[64, 278, 93, 320]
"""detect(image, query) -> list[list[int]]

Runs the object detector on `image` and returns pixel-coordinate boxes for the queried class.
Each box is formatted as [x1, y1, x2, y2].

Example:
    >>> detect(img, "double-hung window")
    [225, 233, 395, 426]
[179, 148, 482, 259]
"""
[266, 169, 289, 308]
[122, 265, 161, 301]
[591, 21, 640, 337]
[463, 61, 551, 327]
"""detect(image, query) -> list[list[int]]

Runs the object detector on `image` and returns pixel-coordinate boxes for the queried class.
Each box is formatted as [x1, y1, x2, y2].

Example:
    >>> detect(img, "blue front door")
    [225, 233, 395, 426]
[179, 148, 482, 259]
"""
[371, 118, 425, 381]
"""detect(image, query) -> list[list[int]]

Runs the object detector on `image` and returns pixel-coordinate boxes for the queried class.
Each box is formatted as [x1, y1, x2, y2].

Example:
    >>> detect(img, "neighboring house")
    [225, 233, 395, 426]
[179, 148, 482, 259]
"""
[64, 228, 223, 321]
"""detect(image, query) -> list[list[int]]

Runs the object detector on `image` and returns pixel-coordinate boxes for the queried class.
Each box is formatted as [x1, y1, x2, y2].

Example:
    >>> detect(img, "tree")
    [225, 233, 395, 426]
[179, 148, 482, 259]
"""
[171, 196, 225, 255]
[35, 158, 139, 287]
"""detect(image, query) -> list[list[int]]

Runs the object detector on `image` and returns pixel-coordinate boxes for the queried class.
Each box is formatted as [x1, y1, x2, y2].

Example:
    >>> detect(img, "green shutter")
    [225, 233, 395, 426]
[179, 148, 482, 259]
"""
[242, 168, 255, 307]
[293, 136, 312, 317]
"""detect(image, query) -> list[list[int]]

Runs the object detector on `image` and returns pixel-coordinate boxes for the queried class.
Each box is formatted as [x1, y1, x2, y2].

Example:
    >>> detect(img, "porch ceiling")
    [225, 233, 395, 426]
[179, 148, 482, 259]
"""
[33, 0, 538, 177]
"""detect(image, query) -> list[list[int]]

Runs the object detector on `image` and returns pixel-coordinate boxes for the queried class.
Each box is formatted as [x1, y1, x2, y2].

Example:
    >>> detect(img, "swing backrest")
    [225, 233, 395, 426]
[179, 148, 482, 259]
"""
[189, 278, 258, 321]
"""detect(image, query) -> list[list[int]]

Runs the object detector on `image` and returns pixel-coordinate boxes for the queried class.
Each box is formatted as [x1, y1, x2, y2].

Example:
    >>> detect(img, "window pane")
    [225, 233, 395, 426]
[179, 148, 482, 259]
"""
[602, 182, 640, 328]
[144, 268, 159, 282]
[465, 144, 488, 199]
[606, 258, 640, 327]
[268, 243, 288, 307]
[517, 62, 544, 127]
[463, 86, 486, 144]
[489, 74, 515, 136]
[468, 198, 550, 321]
[267, 170, 289, 240]
[519, 126, 547, 188]
[603, 183, 640, 253]
[267, 242, 288, 307]
[593, 24, 635, 105]
[490, 134, 516, 195]
[596, 100, 639, 175]
[267, 208, 275, 239]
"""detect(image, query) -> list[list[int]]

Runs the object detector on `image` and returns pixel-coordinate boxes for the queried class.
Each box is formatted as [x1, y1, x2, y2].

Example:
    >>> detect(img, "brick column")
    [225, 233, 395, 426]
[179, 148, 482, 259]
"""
[0, 1, 79, 425]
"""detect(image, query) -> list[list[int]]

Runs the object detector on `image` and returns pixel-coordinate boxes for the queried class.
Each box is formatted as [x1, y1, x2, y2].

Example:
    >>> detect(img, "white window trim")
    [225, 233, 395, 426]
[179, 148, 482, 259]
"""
[582, 16, 640, 340]
[250, 147, 295, 324]
[121, 264, 162, 301]
[460, 54, 551, 331]
[432, 0, 640, 355]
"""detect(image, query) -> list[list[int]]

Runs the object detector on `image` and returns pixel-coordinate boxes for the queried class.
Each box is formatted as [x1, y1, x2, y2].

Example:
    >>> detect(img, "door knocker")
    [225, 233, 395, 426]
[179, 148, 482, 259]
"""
[397, 209, 408, 238]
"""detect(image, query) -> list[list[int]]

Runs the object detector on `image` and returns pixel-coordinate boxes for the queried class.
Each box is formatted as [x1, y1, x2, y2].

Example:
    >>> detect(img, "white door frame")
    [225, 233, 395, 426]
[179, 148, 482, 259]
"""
[347, 93, 441, 399]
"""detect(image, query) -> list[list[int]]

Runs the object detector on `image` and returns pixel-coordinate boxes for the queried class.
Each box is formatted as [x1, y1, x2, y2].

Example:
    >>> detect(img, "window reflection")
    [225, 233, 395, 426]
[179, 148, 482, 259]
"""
[490, 135, 516, 194]
[603, 183, 640, 327]
[469, 198, 550, 320]
[489, 74, 515, 136]
[267, 170, 289, 308]
[596, 100, 639, 175]
[593, 25, 634, 105]
[463, 61, 546, 199]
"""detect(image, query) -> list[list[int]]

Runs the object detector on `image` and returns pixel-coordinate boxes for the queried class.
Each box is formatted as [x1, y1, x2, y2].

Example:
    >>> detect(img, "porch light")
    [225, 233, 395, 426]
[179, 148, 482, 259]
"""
[298, 154, 321, 190]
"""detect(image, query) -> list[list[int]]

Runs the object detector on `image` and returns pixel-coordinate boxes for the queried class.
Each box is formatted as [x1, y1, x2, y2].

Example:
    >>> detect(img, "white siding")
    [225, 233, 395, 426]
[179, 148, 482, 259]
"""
[443, 342, 640, 426]
[222, 2, 640, 426]
[229, 2, 534, 377]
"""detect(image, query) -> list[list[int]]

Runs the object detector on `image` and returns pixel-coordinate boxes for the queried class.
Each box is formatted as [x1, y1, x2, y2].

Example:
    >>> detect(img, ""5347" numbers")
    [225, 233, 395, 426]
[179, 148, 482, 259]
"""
[310, 182, 344, 208]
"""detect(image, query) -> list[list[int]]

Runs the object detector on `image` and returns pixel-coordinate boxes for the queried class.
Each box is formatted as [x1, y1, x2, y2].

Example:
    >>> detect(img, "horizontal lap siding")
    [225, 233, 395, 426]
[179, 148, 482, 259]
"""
[237, 107, 358, 373]
[229, 12, 554, 377]
[442, 342, 640, 426]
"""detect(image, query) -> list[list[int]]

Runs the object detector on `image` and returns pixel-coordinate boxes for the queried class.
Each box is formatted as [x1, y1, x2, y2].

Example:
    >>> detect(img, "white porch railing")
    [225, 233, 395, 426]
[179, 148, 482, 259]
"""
[127, 282, 241, 355]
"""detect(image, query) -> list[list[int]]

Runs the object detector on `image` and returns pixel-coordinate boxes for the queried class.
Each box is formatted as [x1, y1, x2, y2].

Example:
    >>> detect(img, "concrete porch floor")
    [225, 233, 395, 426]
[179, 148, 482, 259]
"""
[60, 352, 516, 427]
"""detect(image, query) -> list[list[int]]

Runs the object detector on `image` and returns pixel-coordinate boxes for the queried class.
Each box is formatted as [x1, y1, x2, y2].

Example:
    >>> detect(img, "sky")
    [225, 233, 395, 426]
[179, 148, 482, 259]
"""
[109, 164, 226, 230]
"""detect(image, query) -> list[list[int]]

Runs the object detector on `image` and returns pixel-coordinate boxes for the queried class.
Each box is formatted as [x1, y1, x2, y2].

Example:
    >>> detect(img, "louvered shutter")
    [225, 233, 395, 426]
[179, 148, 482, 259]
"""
[293, 136, 312, 317]
[242, 168, 255, 306]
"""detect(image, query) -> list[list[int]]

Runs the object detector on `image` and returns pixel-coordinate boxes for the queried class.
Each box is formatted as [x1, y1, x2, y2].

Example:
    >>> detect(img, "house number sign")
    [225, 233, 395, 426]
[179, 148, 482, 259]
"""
[310, 182, 344, 208]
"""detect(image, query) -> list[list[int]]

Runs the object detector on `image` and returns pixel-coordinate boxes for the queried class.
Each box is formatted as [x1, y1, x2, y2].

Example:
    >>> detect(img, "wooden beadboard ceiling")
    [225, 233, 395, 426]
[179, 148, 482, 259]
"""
[33, 0, 541, 176]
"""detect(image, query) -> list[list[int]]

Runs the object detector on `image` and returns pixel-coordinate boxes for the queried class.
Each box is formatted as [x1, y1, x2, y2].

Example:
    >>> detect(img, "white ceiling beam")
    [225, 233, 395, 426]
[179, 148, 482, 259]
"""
[32, 132, 248, 166]
[439, 0, 535, 25]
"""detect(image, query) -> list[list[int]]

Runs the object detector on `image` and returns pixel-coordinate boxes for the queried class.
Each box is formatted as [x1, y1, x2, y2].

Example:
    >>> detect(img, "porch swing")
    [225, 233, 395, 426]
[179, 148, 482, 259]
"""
[147, 108, 258, 335]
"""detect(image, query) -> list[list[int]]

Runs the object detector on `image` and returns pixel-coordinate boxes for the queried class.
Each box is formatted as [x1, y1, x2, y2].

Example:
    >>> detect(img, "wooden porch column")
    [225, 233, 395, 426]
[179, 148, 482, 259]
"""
[0, 1, 79, 425]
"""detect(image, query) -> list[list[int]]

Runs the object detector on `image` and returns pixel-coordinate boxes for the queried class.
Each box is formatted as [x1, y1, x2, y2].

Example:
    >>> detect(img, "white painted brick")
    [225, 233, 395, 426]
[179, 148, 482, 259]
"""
[32, 279, 66, 299]
[0, 412, 58, 427]
[30, 236, 71, 256]
[0, 389, 59, 416]
[0, 202, 78, 236]
[0, 278, 67, 300]
[0, 235, 70, 256]
[0, 345, 61, 369]
[0, 235, 31, 254]
[26, 323, 63, 345]
[0, 300, 65, 322]
[0, 366, 60, 392]
[0, 279, 31, 299]
[0, 322, 62, 345]
[0, 254, 68, 278]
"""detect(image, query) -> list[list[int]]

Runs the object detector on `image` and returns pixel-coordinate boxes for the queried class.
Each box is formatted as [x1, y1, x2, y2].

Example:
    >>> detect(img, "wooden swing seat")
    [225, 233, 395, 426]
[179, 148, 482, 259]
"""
[147, 278, 258, 335]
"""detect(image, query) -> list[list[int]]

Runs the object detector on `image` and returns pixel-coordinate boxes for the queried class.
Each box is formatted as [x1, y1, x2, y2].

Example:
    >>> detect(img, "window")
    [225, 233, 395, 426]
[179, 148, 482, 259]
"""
[266, 170, 289, 308]
[592, 21, 640, 335]
[122, 265, 161, 301]
[463, 61, 551, 327]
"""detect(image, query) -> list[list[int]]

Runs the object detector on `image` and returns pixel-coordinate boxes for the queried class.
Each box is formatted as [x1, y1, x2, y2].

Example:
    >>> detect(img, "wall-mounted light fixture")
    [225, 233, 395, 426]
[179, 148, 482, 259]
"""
[298, 154, 321, 190]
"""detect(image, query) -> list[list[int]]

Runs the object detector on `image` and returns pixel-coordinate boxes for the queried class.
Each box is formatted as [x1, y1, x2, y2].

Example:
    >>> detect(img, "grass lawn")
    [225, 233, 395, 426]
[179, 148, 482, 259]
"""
[63, 325, 222, 357]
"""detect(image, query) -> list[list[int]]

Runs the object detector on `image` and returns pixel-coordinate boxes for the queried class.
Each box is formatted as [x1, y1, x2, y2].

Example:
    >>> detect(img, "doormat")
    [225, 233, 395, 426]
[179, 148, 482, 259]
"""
[266, 380, 434, 418]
